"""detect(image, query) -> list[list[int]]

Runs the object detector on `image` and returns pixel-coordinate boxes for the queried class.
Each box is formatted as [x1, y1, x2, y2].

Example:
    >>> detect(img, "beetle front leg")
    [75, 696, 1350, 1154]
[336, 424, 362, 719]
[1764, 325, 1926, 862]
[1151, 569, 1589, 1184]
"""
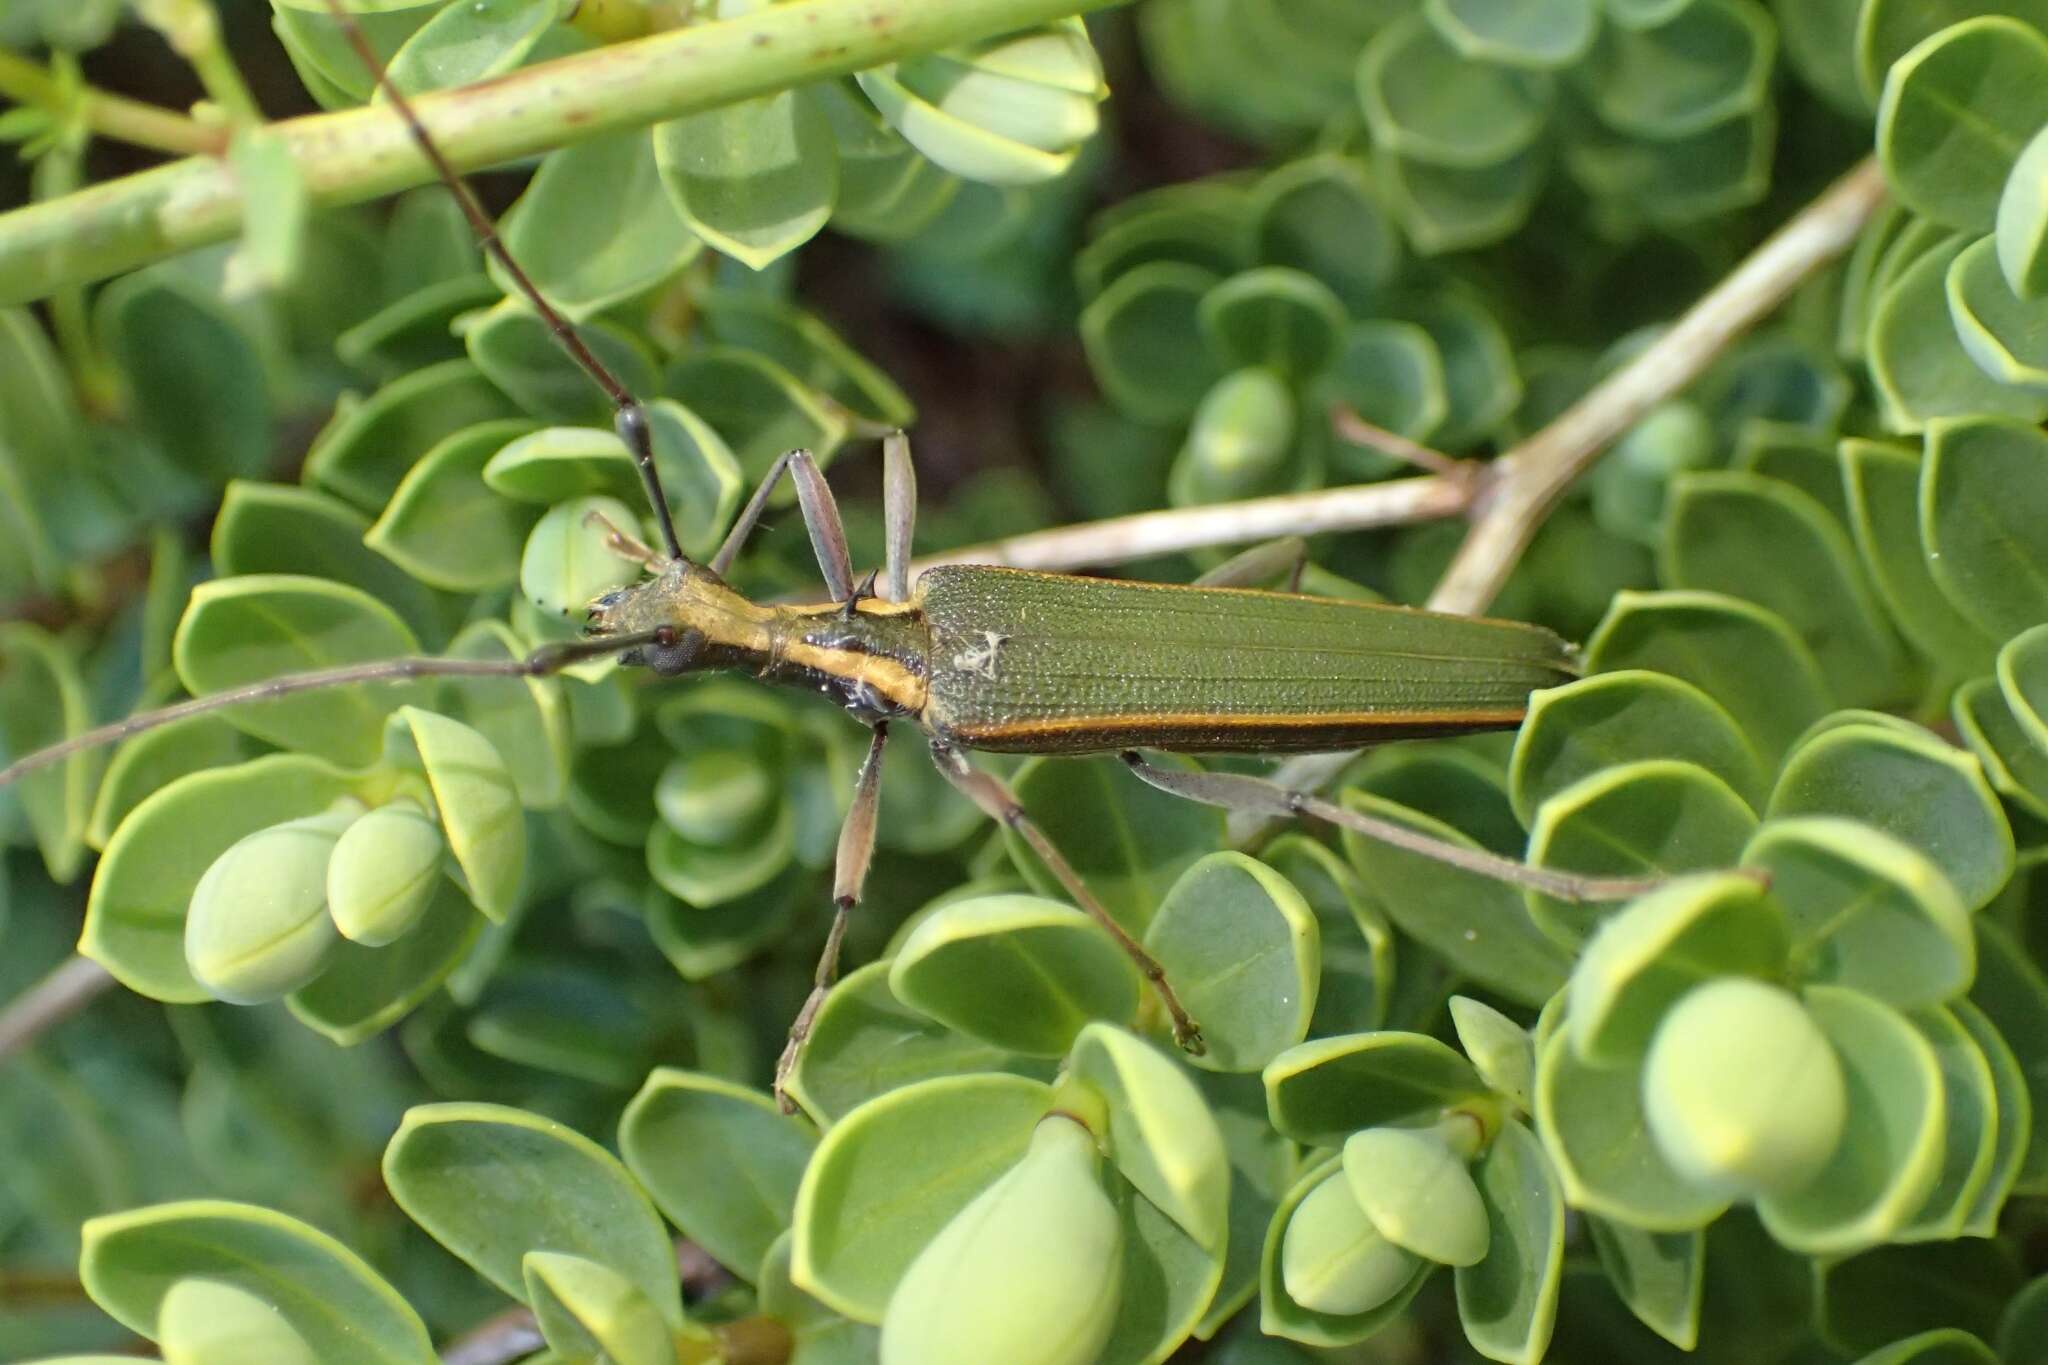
[928, 740, 1206, 1056]
[881, 430, 917, 603]
[775, 721, 890, 1112]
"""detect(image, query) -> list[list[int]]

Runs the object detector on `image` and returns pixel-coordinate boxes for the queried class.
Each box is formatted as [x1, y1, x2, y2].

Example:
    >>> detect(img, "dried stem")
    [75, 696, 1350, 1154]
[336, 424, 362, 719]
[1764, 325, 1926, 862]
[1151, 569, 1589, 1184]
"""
[0, 954, 114, 1064]
[1428, 156, 1889, 615]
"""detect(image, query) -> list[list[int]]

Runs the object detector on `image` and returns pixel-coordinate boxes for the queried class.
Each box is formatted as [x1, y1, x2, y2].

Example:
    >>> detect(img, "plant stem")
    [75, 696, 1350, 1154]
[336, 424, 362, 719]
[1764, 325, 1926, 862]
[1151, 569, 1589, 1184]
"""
[0, 0, 1128, 306]
[914, 158, 1889, 591]
[0, 954, 114, 1064]
[1427, 156, 1889, 616]
[0, 48, 220, 156]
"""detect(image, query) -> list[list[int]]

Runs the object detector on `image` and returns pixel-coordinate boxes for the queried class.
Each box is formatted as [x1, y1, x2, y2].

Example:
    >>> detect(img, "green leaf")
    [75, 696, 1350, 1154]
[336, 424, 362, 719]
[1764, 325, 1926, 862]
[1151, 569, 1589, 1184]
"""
[1456, 1118, 1564, 1365]
[620, 1069, 815, 1284]
[1144, 852, 1318, 1072]
[757, 1230, 882, 1363]
[791, 1072, 1053, 1322]
[79, 1199, 433, 1363]
[1510, 671, 1768, 825]
[1876, 17, 2048, 231]
[1589, 401, 1718, 547]
[1870, 235, 2048, 429]
[1096, 1146, 1227, 1365]
[1427, 0, 1595, 68]
[1586, 590, 1831, 764]
[82, 755, 355, 1001]
[1392, 286, 1521, 448]
[159, 1275, 320, 1365]
[1578, 0, 1774, 138]
[647, 862, 804, 981]
[518, 494, 646, 618]
[1080, 261, 1227, 424]
[304, 359, 519, 510]
[785, 960, 1046, 1125]
[1662, 471, 1911, 707]
[1839, 438, 2002, 674]
[96, 272, 272, 483]
[1567, 871, 1788, 1066]
[496, 129, 701, 316]
[389, 706, 526, 921]
[1251, 155, 1402, 310]
[365, 419, 541, 593]
[0, 623, 97, 880]
[287, 877, 482, 1046]
[1894, 1005, 1999, 1242]
[1337, 790, 1571, 1004]
[1263, 835, 1395, 1038]
[1585, 1217, 1703, 1350]
[184, 803, 356, 1005]
[697, 289, 914, 428]
[1534, 1024, 1730, 1231]
[1170, 366, 1301, 505]
[383, 1101, 683, 1325]
[653, 87, 837, 270]
[1816, 1241, 2020, 1357]
[1318, 321, 1447, 460]
[1381, 145, 1546, 254]
[1449, 997, 1534, 1113]
[523, 1251, 688, 1365]
[1344, 1125, 1488, 1267]
[1854, 0, 2048, 104]
[664, 348, 846, 486]
[1922, 416, 2048, 638]
[1744, 818, 1973, 1008]
[889, 894, 1140, 1055]
[1946, 234, 2048, 390]
[1259, 1155, 1433, 1347]
[1067, 1021, 1231, 1250]
[1360, 12, 1551, 167]
[1265, 1032, 1487, 1148]
[336, 273, 495, 378]
[1198, 268, 1347, 378]
[1524, 760, 1759, 947]
[1005, 755, 1222, 935]
[1755, 987, 1947, 1254]
[214, 479, 452, 645]
[1767, 719, 2014, 913]
[1953, 998, 2030, 1233]
[172, 574, 427, 767]
[444, 619, 571, 809]
[1996, 123, 2048, 298]
[385, 0, 559, 94]
[86, 712, 247, 850]
[1193, 1070, 1295, 1340]
[465, 299, 659, 424]
[1971, 919, 2048, 1193]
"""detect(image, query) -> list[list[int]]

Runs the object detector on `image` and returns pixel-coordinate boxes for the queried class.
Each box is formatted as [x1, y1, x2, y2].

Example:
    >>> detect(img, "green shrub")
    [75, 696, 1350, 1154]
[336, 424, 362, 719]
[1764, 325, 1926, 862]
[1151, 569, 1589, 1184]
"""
[2, 2, 2047, 1363]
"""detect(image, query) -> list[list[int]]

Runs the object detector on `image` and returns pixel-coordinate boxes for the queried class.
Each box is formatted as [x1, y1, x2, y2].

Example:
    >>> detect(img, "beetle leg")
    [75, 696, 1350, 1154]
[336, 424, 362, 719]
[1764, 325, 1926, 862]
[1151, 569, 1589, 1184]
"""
[1193, 536, 1309, 593]
[709, 447, 856, 603]
[928, 740, 1206, 1056]
[881, 430, 917, 603]
[1117, 751, 1684, 903]
[776, 721, 890, 1112]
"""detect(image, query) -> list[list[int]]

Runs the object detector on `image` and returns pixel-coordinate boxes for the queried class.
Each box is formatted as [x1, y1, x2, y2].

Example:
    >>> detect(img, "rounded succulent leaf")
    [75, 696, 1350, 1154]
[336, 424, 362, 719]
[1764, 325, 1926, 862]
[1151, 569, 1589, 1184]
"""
[1641, 978, 1848, 1200]
[185, 803, 361, 1005]
[159, 1276, 320, 1365]
[1997, 123, 2048, 298]
[1265, 1032, 1487, 1148]
[880, 1115, 1122, 1365]
[1259, 1155, 1433, 1347]
[1342, 1125, 1489, 1267]
[1172, 366, 1298, 505]
[326, 798, 444, 946]
[519, 494, 646, 619]
[1279, 1168, 1421, 1316]
[1877, 17, 2048, 231]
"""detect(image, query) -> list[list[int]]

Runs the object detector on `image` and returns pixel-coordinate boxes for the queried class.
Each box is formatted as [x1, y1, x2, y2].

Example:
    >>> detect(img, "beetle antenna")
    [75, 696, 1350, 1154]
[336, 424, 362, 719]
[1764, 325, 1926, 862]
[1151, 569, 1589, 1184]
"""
[0, 631, 672, 794]
[319, 0, 685, 563]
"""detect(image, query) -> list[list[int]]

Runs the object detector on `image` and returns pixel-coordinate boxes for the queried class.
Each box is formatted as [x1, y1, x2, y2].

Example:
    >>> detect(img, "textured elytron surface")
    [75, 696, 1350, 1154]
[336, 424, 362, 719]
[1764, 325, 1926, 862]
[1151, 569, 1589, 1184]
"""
[917, 566, 1577, 753]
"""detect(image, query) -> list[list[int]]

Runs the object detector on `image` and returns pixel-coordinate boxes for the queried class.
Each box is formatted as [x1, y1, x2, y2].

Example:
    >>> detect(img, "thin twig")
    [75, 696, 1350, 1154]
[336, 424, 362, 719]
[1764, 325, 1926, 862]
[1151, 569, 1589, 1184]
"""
[0, 955, 114, 1064]
[909, 470, 1472, 579]
[1428, 157, 1889, 615]
[0, 49, 222, 156]
[1330, 403, 1469, 478]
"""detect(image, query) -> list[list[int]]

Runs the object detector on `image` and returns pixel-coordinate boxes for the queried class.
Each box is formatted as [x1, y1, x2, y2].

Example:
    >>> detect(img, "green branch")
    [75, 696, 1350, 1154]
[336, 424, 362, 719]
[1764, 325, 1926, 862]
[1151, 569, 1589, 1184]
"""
[0, 0, 1125, 306]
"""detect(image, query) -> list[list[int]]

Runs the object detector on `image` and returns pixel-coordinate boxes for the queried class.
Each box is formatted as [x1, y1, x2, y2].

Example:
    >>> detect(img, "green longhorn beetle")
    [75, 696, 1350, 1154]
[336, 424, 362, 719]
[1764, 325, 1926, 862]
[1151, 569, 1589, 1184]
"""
[0, 0, 1660, 1102]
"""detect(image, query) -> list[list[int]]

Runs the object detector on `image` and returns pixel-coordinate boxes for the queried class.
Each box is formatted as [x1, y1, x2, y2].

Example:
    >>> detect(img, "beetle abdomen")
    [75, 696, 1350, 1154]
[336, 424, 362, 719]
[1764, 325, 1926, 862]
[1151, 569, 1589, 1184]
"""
[915, 566, 1577, 755]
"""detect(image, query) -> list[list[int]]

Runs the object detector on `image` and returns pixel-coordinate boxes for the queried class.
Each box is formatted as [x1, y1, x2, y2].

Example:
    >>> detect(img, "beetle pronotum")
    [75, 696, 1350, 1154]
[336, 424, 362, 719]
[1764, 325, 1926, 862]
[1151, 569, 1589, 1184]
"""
[0, 0, 1667, 1103]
